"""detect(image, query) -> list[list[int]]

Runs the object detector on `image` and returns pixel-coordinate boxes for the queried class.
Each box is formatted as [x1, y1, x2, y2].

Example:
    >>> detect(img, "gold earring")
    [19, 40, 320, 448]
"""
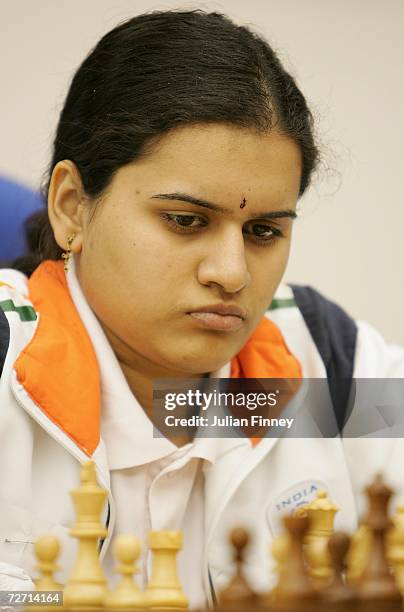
[62, 233, 76, 272]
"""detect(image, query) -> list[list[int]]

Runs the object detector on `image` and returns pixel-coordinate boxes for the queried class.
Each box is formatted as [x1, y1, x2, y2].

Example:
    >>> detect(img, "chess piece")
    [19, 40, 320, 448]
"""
[270, 530, 291, 595]
[104, 535, 146, 609]
[218, 528, 258, 610]
[63, 461, 108, 609]
[33, 535, 63, 591]
[356, 474, 401, 609]
[346, 523, 370, 584]
[321, 531, 357, 610]
[260, 529, 290, 610]
[387, 504, 404, 595]
[27, 535, 63, 612]
[304, 490, 339, 589]
[145, 530, 188, 609]
[272, 514, 318, 610]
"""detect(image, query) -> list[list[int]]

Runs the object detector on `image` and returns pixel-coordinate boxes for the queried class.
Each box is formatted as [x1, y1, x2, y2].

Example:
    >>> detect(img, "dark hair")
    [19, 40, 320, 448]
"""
[16, 9, 319, 275]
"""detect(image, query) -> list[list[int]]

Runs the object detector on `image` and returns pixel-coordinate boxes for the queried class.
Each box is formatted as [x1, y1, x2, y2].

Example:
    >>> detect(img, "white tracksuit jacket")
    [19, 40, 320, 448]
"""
[0, 262, 403, 607]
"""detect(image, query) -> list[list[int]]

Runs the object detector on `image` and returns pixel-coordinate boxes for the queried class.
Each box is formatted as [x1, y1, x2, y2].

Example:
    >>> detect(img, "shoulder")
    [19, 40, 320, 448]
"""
[268, 283, 404, 378]
[266, 284, 357, 380]
[354, 319, 404, 377]
[0, 268, 31, 295]
[288, 284, 357, 379]
[0, 268, 38, 377]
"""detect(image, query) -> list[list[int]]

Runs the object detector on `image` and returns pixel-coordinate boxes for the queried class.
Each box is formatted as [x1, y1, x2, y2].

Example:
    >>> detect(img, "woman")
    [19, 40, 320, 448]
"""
[0, 9, 403, 608]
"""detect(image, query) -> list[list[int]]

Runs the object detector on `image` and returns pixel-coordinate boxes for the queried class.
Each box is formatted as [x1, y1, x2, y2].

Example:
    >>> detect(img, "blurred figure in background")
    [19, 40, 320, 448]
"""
[0, 175, 42, 264]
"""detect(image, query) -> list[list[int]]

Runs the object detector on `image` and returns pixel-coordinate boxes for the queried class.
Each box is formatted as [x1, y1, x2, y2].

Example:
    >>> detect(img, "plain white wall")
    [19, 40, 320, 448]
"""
[1, 0, 403, 343]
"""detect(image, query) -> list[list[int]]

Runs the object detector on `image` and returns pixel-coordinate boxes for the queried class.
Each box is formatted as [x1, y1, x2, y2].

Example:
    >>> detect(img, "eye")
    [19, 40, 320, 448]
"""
[160, 213, 207, 232]
[160, 213, 284, 246]
[244, 221, 283, 245]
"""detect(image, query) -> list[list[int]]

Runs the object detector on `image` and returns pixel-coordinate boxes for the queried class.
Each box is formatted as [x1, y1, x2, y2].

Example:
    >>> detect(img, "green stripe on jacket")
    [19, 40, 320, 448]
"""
[267, 297, 296, 311]
[0, 299, 38, 322]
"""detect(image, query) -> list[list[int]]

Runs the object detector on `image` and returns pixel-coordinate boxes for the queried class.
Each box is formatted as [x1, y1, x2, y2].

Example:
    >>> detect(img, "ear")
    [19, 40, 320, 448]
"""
[48, 160, 87, 252]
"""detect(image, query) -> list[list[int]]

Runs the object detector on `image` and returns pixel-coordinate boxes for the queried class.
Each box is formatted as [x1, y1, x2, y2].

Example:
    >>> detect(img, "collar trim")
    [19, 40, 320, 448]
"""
[15, 260, 301, 455]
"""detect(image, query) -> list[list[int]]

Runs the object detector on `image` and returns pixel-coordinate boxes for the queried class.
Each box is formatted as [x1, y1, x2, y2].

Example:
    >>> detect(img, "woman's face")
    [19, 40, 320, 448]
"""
[76, 124, 302, 376]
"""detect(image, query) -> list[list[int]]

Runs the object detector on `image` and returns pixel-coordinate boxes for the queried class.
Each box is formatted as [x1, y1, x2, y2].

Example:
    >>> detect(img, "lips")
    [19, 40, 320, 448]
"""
[188, 303, 247, 319]
[187, 303, 247, 331]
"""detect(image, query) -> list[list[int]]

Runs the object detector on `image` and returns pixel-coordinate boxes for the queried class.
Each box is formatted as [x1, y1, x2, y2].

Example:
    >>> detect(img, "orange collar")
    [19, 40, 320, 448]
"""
[14, 261, 301, 456]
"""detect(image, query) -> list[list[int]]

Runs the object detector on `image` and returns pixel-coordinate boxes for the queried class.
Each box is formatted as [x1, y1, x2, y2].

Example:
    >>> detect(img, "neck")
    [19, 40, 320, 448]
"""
[123, 363, 208, 447]
[102, 324, 206, 421]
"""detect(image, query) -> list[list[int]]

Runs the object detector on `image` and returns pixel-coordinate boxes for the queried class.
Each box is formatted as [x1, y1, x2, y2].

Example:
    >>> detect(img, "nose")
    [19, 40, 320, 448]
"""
[197, 228, 251, 294]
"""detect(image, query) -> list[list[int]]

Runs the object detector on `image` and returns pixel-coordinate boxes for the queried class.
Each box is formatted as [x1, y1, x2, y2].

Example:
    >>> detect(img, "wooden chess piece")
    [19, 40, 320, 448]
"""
[27, 535, 63, 612]
[346, 523, 370, 584]
[145, 530, 188, 609]
[34, 535, 63, 591]
[104, 535, 146, 610]
[321, 531, 357, 610]
[271, 514, 318, 611]
[63, 460, 108, 609]
[387, 504, 404, 595]
[304, 490, 339, 589]
[259, 529, 291, 611]
[269, 529, 291, 602]
[218, 528, 258, 611]
[356, 474, 401, 610]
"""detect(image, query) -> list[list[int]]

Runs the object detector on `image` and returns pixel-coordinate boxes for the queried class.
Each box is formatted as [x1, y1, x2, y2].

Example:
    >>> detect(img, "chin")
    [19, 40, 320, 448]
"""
[159, 336, 243, 375]
[172, 353, 232, 377]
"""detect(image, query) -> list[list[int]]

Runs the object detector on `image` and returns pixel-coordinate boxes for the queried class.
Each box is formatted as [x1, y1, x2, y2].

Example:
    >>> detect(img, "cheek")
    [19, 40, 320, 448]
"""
[250, 242, 291, 304]
[255, 239, 291, 278]
[81, 214, 186, 311]
[274, 239, 292, 274]
[87, 212, 156, 273]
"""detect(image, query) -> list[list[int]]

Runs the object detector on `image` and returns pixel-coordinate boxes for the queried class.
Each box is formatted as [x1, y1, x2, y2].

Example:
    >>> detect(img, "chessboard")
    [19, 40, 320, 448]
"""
[23, 461, 404, 611]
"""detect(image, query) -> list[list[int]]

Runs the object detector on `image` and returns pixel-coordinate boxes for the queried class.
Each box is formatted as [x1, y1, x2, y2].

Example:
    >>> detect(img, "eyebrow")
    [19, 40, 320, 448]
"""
[151, 192, 297, 221]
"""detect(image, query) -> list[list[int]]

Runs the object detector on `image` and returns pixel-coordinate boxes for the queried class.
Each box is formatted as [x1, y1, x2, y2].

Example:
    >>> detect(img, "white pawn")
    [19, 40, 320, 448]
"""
[34, 535, 62, 591]
[346, 523, 371, 584]
[104, 535, 146, 610]
[145, 531, 188, 609]
[28, 535, 63, 612]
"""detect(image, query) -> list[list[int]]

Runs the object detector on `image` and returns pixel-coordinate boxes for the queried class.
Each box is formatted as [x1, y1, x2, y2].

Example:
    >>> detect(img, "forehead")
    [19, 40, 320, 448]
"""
[121, 123, 302, 203]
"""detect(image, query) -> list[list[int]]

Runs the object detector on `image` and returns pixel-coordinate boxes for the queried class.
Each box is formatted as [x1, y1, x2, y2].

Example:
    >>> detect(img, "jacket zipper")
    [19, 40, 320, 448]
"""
[10, 372, 116, 560]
